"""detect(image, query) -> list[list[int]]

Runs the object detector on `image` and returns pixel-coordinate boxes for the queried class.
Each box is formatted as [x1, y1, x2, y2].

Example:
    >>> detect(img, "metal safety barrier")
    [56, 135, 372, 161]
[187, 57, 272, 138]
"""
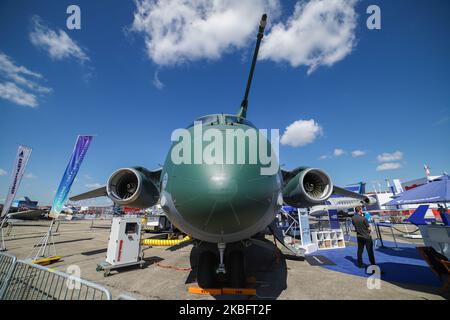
[2, 220, 55, 240]
[0, 259, 112, 300]
[117, 293, 137, 300]
[0, 252, 17, 295]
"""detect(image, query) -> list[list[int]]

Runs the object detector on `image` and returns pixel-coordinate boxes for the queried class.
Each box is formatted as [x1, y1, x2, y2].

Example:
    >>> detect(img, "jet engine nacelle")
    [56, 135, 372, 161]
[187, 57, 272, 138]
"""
[363, 195, 377, 206]
[106, 167, 159, 208]
[283, 168, 333, 208]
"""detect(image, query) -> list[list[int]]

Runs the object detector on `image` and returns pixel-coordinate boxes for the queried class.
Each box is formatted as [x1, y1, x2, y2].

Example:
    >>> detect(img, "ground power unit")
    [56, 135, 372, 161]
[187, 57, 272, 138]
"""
[97, 217, 145, 276]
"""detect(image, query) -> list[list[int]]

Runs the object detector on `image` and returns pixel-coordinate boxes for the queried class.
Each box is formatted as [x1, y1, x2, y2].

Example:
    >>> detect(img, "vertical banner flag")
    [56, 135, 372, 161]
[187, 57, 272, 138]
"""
[1, 145, 33, 218]
[50, 135, 93, 217]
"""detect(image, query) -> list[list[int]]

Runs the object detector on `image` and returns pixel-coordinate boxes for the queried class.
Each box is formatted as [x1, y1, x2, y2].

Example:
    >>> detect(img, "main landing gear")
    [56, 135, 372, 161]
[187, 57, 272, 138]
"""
[195, 242, 246, 289]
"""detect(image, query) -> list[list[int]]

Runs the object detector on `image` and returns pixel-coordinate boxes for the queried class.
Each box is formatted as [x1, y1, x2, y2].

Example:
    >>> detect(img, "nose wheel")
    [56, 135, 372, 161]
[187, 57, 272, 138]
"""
[228, 251, 245, 288]
[197, 251, 217, 288]
[196, 244, 246, 289]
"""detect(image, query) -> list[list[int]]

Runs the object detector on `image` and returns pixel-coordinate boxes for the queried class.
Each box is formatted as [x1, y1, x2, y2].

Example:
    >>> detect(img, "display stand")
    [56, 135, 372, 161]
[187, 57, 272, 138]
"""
[311, 229, 346, 250]
[297, 209, 318, 254]
[0, 214, 11, 251]
[27, 219, 61, 265]
[280, 207, 317, 255]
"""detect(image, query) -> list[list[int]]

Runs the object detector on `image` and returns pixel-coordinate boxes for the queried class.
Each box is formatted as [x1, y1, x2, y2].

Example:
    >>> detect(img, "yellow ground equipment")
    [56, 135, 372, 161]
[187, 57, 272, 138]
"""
[32, 255, 61, 266]
[141, 235, 191, 246]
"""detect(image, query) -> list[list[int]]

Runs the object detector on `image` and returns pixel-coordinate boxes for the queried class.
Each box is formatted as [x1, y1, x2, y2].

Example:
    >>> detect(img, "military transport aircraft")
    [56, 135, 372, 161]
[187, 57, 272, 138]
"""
[70, 14, 373, 288]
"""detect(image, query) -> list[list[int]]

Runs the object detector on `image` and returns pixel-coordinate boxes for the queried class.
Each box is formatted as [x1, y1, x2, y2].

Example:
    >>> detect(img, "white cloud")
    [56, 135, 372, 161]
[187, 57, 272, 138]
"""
[131, 0, 280, 65]
[153, 71, 165, 90]
[376, 162, 402, 172]
[24, 173, 37, 179]
[0, 52, 52, 107]
[0, 52, 51, 94]
[130, 0, 357, 74]
[86, 183, 102, 189]
[377, 151, 403, 163]
[0, 82, 38, 107]
[260, 0, 357, 74]
[318, 155, 329, 160]
[84, 174, 93, 180]
[30, 16, 89, 63]
[333, 148, 345, 157]
[351, 150, 366, 157]
[0, 168, 7, 176]
[280, 119, 323, 147]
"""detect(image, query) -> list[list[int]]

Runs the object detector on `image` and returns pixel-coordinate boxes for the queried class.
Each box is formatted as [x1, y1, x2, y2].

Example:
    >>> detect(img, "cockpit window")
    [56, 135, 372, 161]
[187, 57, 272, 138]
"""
[225, 116, 256, 128]
[187, 115, 219, 128]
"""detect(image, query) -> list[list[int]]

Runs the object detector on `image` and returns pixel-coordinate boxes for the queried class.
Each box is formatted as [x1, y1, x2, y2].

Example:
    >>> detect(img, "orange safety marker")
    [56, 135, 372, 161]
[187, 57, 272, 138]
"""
[188, 287, 222, 296]
[222, 288, 256, 296]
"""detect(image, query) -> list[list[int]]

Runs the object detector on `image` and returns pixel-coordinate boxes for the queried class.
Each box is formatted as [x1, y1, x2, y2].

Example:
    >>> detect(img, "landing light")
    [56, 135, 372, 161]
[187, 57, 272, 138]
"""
[211, 175, 227, 182]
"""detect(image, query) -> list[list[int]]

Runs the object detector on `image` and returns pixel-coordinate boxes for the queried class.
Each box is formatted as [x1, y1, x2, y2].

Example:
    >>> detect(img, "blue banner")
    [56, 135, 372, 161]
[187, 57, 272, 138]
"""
[328, 209, 340, 230]
[50, 135, 93, 217]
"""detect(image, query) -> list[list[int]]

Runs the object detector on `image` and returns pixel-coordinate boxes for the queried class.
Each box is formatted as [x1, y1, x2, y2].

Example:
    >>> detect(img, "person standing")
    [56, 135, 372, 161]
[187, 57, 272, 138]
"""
[363, 207, 373, 223]
[352, 206, 376, 268]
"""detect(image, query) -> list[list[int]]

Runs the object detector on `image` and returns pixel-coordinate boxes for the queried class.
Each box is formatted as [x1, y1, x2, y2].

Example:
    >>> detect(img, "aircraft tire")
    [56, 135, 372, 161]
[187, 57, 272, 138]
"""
[228, 251, 245, 288]
[197, 251, 217, 288]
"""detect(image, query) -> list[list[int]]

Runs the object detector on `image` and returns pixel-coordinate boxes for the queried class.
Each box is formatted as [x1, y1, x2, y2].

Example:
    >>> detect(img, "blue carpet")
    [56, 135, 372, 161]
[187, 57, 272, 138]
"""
[308, 237, 441, 287]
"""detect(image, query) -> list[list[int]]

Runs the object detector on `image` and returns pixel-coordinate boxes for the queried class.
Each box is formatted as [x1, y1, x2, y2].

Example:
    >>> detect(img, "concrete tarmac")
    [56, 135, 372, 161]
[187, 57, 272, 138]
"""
[1, 219, 447, 300]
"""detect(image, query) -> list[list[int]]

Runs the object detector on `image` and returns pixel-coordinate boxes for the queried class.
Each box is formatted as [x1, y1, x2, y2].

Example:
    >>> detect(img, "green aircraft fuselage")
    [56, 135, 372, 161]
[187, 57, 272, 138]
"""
[159, 114, 282, 243]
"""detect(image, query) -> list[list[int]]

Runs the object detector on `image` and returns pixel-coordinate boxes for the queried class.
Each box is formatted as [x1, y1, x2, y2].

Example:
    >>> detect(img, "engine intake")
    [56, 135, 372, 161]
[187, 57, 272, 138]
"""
[107, 167, 159, 208]
[283, 168, 333, 207]
[363, 196, 377, 206]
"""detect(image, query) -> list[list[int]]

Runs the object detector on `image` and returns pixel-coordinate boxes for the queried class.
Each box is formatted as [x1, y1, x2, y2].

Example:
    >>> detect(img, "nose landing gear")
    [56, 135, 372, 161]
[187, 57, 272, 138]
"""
[195, 242, 246, 289]
[216, 243, 226, 274]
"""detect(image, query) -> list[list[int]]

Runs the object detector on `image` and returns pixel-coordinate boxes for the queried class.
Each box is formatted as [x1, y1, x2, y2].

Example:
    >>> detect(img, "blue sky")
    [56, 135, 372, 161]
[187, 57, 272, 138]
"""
[0, 0, 449, 205]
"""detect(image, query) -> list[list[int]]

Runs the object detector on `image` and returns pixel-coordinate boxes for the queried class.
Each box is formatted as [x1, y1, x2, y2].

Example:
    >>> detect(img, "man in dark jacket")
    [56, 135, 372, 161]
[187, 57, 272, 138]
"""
[352, 206, 376, 268]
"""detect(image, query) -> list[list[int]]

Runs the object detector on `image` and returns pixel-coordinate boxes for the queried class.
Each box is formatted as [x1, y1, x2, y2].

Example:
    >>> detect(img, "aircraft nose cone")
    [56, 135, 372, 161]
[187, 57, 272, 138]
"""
[165, 163, 278, 237]
[208, 174, 238, 203]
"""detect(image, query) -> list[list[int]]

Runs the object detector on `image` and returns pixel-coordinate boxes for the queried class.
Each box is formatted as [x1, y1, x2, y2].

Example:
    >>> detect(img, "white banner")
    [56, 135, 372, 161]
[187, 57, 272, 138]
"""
[1, 145, 32, 218]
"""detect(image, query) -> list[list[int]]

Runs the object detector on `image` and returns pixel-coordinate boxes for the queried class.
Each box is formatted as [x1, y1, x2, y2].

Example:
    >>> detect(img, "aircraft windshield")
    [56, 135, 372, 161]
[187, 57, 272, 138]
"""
[225, 116, 256, 128]
[186, 115, 256, 128]
[187, 115, 219, 128]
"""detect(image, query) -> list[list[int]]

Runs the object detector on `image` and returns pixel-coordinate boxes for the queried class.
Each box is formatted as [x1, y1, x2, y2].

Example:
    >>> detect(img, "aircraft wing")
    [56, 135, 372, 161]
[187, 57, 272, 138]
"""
[280, 168, 303, 184]
[69, 186, 107, 201]
[332, 185, 367, 201]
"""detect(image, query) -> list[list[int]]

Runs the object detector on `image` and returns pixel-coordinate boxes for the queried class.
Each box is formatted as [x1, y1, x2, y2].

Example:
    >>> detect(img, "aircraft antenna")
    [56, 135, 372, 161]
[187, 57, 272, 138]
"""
[237, 14, 267, 119]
